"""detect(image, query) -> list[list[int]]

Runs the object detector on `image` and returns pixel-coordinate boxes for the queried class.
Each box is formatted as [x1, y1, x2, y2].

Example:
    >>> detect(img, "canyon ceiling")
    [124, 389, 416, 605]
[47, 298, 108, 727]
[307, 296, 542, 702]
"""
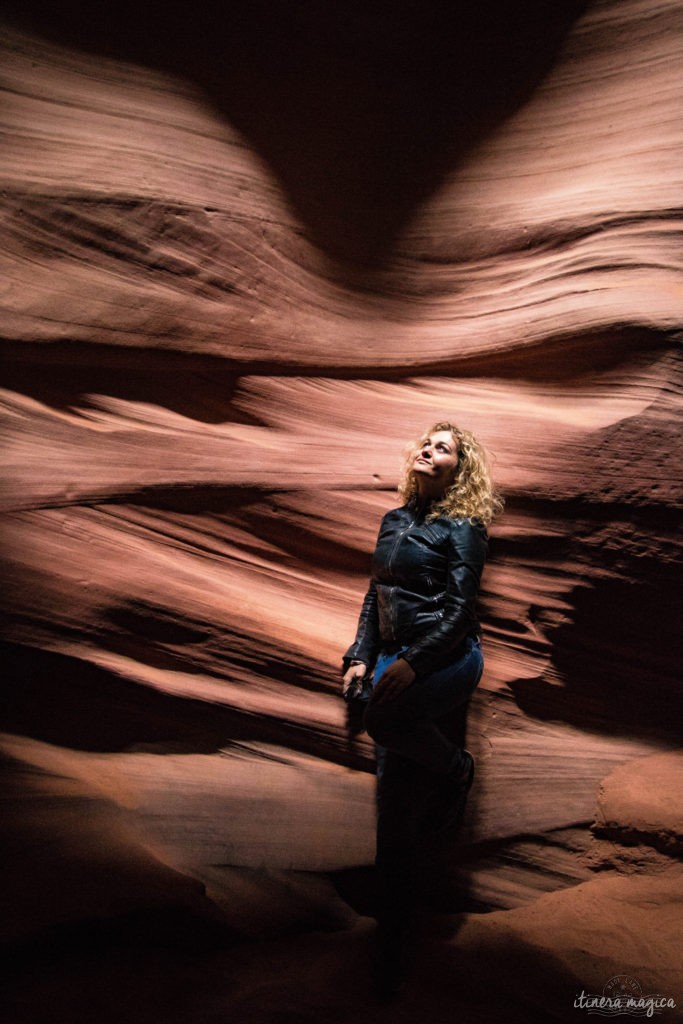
[1, 1, 681, 1021]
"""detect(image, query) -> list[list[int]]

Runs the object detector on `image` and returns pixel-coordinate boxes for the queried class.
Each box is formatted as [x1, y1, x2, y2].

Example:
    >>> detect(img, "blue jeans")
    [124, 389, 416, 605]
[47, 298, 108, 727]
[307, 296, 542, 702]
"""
[365, 635, 483, 776]
[364, 637, 483, 933]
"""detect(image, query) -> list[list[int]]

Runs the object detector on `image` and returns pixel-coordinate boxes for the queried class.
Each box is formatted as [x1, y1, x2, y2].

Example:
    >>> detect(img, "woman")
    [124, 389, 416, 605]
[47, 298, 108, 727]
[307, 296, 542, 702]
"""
[342, 421, 502, 994]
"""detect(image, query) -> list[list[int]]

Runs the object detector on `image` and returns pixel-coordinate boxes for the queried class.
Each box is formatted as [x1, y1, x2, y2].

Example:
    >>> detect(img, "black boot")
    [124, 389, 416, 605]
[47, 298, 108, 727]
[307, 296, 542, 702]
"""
[444, 749, 475, 832]
[422, 750, 475, 836]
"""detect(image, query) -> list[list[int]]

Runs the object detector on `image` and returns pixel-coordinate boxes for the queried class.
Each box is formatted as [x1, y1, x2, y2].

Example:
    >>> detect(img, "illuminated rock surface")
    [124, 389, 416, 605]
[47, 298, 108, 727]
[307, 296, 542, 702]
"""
[1, 0, 681, 1020]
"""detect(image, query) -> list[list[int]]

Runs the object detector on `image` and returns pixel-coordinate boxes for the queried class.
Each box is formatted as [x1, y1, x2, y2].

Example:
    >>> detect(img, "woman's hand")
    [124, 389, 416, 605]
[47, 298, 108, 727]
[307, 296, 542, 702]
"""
[370, 658, 416, 705]
[342, 661, 367, 699]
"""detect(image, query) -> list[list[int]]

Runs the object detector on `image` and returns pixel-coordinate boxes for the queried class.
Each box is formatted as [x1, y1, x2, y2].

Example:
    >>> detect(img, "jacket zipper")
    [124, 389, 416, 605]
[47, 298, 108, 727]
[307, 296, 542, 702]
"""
[387, 517, 414, 644]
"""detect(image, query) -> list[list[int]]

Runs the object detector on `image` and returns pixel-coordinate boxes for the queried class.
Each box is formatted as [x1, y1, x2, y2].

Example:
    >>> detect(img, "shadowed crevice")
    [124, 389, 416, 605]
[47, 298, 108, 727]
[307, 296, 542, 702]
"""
[2, 329, 674, 421]
[0, 342, 260, 426]
[3, 0, 588, 268]
[0, 642, 372, 770]
[510, 568, 683, 742]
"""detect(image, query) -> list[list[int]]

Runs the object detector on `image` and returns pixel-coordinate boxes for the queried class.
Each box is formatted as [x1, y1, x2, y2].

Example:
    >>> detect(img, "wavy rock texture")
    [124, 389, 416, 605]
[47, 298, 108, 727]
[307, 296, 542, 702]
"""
[1, 0, 682, 1020]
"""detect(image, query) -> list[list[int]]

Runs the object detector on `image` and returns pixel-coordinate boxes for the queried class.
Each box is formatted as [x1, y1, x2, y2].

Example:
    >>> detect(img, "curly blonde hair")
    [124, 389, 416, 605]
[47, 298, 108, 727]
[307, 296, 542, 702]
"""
[398, 421, 504, 525]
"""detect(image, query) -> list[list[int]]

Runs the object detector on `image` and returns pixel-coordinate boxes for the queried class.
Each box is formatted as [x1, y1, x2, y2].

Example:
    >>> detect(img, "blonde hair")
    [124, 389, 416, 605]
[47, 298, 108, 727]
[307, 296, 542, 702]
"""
[398, 421, 504, 525]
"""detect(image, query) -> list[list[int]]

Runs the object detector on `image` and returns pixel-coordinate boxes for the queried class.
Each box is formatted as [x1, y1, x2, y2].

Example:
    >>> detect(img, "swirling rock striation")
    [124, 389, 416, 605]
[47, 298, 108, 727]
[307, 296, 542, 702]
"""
[0, 0, 681, 1019]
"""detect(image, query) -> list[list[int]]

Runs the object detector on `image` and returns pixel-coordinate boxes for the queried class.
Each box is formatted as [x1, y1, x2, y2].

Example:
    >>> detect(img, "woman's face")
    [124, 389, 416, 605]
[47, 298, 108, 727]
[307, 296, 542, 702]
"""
[412, 429, 459, 493]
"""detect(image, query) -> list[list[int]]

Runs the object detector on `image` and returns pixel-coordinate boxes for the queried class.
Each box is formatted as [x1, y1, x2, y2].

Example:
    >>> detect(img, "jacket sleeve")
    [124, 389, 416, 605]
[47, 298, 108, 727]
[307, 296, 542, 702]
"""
[401, 520, 487, 677]
[342, 580, 381, 670]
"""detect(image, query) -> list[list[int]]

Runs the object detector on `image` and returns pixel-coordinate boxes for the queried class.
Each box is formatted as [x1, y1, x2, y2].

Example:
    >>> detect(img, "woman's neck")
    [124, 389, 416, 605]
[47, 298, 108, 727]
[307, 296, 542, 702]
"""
[415, 481, 446, 505]
[412, 491, 442, 519]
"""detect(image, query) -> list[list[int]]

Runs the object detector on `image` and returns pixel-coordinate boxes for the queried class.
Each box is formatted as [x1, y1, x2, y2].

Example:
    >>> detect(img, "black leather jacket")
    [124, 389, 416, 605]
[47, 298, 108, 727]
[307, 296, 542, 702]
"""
[343, 504, 488, 678]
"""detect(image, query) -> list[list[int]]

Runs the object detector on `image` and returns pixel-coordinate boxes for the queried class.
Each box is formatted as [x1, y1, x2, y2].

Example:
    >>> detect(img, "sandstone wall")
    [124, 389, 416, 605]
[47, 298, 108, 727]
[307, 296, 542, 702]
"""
[1, 1, 681, 1019]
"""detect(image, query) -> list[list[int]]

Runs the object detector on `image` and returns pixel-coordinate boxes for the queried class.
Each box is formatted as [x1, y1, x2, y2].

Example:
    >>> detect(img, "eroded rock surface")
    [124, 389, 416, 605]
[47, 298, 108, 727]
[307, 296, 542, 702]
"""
[0, 0, 681, 1019]
[594, 751, 683, 857]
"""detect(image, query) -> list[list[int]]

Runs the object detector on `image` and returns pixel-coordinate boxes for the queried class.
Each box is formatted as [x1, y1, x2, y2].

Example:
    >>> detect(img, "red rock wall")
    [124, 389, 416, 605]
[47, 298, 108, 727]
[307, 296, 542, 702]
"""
[1, 0, 681, 1017]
